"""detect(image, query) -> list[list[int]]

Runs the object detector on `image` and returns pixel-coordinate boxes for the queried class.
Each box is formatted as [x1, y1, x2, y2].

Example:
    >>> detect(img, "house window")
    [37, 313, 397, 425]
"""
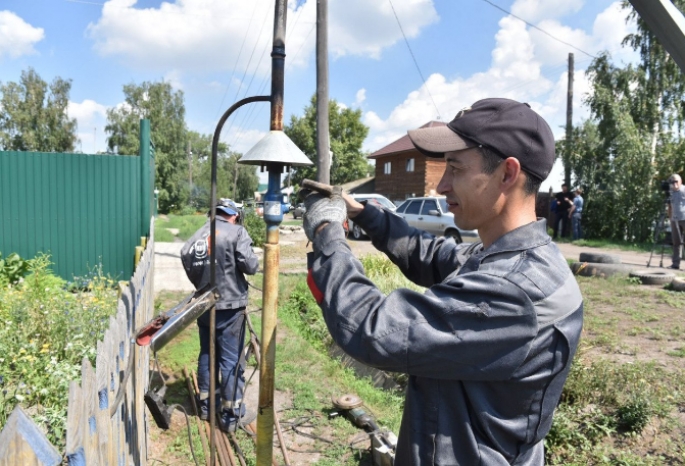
[384, 162, 392, 175]
[406, 158, 415, 172]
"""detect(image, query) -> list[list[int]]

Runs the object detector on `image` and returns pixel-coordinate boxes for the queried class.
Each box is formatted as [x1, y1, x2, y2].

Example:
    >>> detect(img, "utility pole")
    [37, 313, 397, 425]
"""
[233, 154, 239, 200]
[565, 52, 574, 187]
[316, 0, 330, 184]
[93, 127, 96, 153]
[188, 141, 193, 188]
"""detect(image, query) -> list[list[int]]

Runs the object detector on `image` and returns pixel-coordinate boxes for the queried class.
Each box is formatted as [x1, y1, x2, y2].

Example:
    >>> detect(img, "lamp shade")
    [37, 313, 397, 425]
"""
[238, 130, 313, 167]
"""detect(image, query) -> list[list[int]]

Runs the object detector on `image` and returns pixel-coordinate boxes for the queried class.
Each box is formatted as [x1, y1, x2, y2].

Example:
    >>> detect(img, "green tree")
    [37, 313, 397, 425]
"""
[187, 130, 259, 209]
[564, 1, 685, 242]
[285, 95, 373, 185]
[0, 68, 78, 152]
[105, 81, 188, 212]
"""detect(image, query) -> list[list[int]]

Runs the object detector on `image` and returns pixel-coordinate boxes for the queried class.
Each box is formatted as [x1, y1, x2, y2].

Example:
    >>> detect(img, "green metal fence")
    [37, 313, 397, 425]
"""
[0, 120, 154, 281]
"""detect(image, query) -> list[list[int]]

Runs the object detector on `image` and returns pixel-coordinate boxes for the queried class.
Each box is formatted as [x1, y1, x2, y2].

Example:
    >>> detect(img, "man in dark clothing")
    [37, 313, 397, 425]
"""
[553, 184, 573, 239]
[181, 200, 259, 432]
[300, 98, 583, 465]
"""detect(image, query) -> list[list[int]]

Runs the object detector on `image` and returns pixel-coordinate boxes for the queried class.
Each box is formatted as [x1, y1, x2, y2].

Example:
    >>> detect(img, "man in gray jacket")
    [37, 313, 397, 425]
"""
[182, 200, 259, 432]
[301, 98, 583, 464]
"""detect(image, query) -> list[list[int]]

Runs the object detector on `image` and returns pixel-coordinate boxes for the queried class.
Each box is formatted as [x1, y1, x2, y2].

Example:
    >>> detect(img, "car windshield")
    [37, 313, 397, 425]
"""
[439, 198, 448, 212]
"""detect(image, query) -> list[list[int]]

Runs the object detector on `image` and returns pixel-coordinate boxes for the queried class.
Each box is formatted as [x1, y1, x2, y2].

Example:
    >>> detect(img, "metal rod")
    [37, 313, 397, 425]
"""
[245, 313, 291, 465]
[256, 3, 288, 464]
[184, 367, 211, 466]
[316, 0, 330, 184]
[209, 94, 270, 466]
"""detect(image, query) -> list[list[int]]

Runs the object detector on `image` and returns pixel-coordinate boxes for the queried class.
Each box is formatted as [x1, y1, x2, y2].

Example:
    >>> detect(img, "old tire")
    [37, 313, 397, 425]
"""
[571, 262, 633, 278]
[578, 252, 621, 264]
[671, 277, 685, 292]
[629, 270, 675, 285]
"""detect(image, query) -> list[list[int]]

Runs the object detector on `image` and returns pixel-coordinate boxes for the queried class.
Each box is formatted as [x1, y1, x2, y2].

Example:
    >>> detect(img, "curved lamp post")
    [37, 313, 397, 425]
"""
[207, 1, 312, 464]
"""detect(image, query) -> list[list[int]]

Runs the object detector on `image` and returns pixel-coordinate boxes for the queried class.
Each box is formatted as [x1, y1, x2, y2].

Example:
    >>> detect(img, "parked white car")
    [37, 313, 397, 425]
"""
[395, 196, 478, 243]
[347, 193, 397, 240]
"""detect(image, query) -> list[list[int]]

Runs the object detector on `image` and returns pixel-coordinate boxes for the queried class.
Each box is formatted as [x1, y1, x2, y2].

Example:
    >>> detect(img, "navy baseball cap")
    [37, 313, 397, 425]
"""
[407, 98, 556, 181]
[216, 199, 238, 216]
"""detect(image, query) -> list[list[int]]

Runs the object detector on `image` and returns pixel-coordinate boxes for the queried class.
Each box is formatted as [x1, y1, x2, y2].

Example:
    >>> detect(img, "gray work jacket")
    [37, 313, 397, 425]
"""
[308, 203, 583, 465]
[182, 217, 259, 309]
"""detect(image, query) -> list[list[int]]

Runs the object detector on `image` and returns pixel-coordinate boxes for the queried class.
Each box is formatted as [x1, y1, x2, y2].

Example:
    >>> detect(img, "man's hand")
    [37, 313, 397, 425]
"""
[299, 179, 347, 241]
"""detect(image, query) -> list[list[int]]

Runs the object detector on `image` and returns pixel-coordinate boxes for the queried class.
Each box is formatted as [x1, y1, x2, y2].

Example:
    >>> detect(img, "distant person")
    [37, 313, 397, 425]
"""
[552, 184, 573, 239]
[181, 200, 259, 431]
[569, 187, 584, 240]
[668, 174, 685, 269]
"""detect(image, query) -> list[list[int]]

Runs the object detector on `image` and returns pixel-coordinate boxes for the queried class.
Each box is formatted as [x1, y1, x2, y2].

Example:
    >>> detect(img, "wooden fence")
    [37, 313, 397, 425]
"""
[0, 219, 155, 466]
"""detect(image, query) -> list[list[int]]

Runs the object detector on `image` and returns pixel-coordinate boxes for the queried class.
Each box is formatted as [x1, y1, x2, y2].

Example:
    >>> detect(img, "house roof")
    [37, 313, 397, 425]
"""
[340, 176, 375, 194]
[368, 121, 446, 159]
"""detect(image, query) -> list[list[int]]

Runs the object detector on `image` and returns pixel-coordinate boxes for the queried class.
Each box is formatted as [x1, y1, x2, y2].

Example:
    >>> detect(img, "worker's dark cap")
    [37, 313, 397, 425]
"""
[216, 199, 238, 216]
[407, 98, 555, 181]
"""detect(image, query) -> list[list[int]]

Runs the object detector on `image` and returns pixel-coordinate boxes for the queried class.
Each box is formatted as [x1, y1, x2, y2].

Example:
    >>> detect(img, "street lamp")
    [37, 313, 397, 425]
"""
[206, 1, 312, 464]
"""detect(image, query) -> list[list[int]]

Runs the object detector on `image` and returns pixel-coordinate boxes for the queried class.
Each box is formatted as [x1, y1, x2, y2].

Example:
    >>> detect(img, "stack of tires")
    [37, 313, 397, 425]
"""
[571, 252, 684, 290]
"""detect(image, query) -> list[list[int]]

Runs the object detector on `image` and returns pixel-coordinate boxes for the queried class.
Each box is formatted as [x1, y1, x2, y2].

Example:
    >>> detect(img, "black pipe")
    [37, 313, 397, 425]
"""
[207, 94, 270, 465]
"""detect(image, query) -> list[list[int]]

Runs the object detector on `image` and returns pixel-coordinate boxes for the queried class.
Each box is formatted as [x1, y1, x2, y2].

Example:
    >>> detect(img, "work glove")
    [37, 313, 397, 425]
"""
[298, 179, 347, 242]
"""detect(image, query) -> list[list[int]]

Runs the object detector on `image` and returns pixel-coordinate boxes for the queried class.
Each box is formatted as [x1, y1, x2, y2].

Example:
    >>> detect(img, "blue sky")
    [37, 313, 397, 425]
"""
[0, 0, 639, 190]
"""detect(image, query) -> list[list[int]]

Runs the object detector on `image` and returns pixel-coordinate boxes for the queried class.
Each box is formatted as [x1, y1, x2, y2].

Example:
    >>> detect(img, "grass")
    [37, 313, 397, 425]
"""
[569, 237, 658, 254]
[152, 271, 405, 465]
[151, 254, 685, 464]
[155, 214, 208, 242]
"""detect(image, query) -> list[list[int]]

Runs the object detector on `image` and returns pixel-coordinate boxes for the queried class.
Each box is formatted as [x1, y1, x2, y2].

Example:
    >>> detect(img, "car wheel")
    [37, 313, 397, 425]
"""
[445, 229, 462, 244]
[352, 224, 363, 240]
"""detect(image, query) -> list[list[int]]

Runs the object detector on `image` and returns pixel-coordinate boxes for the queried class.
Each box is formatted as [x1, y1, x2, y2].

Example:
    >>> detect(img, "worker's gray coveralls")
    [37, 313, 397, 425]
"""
[307, 202, 583, 465]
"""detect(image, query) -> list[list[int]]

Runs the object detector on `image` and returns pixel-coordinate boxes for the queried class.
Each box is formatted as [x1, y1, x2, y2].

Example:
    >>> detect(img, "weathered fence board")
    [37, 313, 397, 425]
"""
[0, 406, 61, 466]
[0, 218, 155, 465]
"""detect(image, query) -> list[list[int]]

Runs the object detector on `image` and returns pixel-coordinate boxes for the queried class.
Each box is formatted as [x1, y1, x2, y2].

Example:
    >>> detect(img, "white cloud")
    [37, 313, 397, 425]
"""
[329, 0, 438, 59]
[511, 0, 584, 23]
[164, 70, 183, 90]
[354, 88, 366, 107]
[0, 11, 44, 60]
[227, 126, 267, 156]
[363, 1, 637, 154]
[87, 0, 438, 76]
[68, 99, 109, 153]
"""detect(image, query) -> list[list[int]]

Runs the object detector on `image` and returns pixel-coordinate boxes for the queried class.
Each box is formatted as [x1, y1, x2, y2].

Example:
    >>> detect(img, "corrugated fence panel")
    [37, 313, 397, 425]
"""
[0, 151, 144, 281]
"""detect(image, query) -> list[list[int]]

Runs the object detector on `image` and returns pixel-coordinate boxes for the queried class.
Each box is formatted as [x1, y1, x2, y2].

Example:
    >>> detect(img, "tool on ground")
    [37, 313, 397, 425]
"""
[332, 394, 397, 466]
[144, 375, 174, 430]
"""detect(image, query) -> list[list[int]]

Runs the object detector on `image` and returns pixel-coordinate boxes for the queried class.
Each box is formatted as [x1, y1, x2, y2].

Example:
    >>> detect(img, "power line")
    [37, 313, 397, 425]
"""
[223, 3, 272, 141]
[230, 22, 316, 152]
[214, 0, 261, 120]
[387, 0, 442, 120]
[479, 0, 597, 59]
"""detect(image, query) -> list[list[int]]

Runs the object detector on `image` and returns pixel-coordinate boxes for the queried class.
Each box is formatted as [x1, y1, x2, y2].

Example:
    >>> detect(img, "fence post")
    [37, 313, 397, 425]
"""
[0, 406, 61, 466]
[140, 119, 151, 238]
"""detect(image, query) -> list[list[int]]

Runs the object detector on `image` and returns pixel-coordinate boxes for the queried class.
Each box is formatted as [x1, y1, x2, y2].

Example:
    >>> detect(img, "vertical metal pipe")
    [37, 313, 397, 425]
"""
[316, 0, 330, 184]
[564, 52, 574, 187]
[139, 119, 151, 237]
[209, 130, 218, 466]
[257, 3, 287, 464]
[270, 0, 287, 132]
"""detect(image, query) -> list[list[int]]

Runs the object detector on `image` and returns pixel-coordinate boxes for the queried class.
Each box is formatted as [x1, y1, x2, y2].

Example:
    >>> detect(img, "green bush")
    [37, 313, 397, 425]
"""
[0, 254, 118, 450]
[242, 211, 266, 248]
[0, 252, 29, 285]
